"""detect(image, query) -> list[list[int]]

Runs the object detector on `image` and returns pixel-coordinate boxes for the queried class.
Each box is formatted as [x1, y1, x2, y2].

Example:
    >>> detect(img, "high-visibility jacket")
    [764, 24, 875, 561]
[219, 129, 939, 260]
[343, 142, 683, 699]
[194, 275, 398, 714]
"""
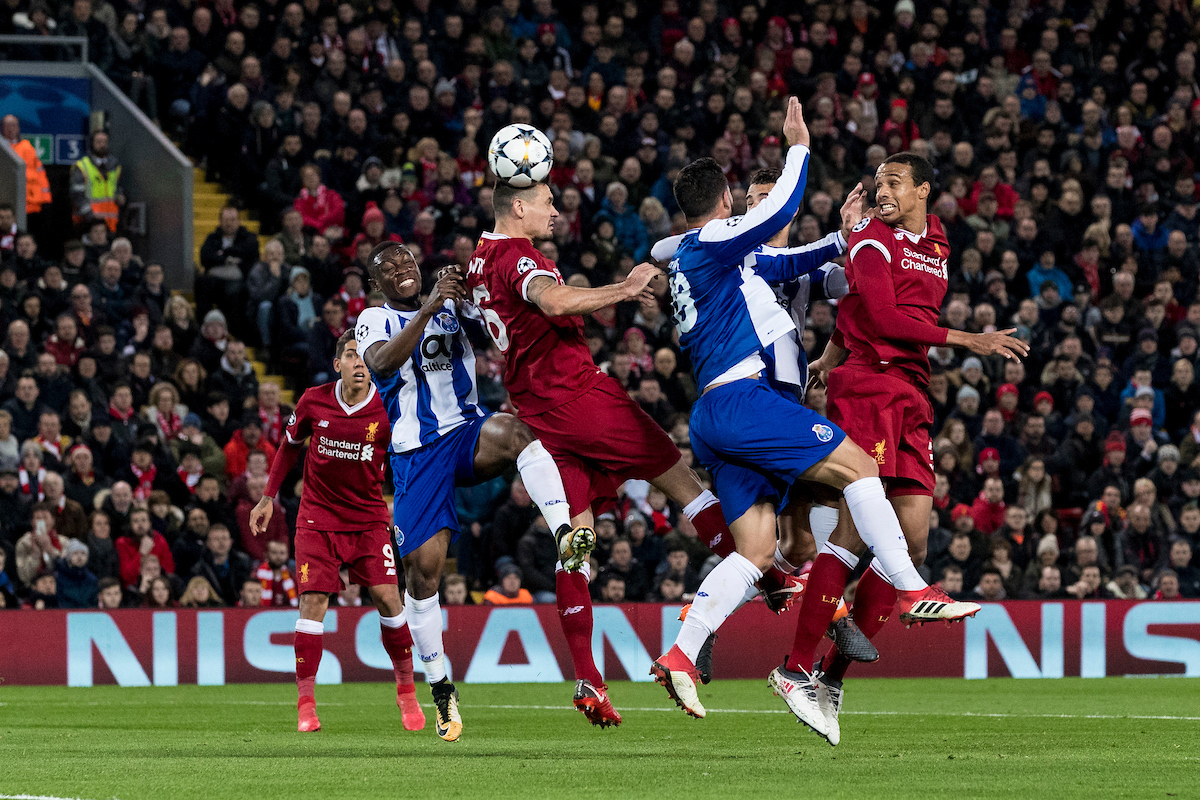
[11, 139, 51, 213]
[73, 156, 121, 231]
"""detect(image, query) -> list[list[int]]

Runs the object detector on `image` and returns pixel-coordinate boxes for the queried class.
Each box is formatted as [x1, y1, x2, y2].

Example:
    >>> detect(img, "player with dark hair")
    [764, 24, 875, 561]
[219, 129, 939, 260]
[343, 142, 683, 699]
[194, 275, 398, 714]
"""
[791, 151, 1030, 745]
[464, 167, 774, 728]
[650, 165, 881, 684]
[357, 242, 587, 741]
[250, 330, 424, 734]
[651, 99, 982, 729]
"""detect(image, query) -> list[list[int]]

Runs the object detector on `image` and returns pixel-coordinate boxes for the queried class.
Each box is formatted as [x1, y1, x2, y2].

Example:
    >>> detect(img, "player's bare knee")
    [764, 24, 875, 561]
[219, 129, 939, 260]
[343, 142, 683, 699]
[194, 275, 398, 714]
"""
[487, 412, 532, 461]
[508, 418, 536, 459]
[298, 592, 328, 621]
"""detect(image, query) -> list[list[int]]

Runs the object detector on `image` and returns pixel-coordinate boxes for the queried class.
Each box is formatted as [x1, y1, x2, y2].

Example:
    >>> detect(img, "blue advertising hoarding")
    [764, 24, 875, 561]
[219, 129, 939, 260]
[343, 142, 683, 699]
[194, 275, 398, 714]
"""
[0, 75, 90, 164]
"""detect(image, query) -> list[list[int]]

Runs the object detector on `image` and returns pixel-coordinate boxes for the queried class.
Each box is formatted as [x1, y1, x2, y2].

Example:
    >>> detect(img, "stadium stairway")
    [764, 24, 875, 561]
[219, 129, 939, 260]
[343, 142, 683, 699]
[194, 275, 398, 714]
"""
[191, 168, 294, 406]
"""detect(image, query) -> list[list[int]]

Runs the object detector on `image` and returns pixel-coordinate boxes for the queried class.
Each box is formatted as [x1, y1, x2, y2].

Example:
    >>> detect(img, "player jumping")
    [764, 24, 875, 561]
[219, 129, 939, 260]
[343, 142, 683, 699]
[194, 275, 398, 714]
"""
[649, 98, 981, 729]
[650, 166, 877, 672]
[357, 244, 590, 742]
[250, 331, 425, 735]
[465, 169, 784, 728]
[788, 152, 1030, 745]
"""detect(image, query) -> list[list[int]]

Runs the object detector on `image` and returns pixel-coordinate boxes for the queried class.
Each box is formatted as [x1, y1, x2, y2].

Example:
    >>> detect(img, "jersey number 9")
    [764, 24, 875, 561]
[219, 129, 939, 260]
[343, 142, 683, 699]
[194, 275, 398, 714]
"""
[668, 270, 697, 334]
[471, 284, 510, 351]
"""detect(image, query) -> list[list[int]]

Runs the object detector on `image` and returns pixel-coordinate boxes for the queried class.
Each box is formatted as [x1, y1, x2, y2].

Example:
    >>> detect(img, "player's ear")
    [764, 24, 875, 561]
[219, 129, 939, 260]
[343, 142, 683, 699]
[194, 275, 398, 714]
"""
[917, 181, 931, 200]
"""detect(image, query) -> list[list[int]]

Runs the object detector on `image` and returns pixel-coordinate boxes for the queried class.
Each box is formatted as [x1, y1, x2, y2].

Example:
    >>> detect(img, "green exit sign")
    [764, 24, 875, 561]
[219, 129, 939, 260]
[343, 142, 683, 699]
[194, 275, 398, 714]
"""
[25, 134, 53, 164]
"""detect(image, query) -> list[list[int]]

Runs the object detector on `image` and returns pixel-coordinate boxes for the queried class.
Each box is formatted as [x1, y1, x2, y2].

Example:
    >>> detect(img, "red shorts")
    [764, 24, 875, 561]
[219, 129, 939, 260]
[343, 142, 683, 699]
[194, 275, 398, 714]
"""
[521, 377, 681, 516]
[827, 363, 935, 497]
[294, 526, 397, 594]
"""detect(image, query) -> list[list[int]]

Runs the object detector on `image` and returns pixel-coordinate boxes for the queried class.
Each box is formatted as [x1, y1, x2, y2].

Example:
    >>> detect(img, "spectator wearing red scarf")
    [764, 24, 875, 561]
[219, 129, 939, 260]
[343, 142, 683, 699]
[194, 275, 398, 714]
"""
[254, 539, 298, 607]
[255, 382, 292, 449]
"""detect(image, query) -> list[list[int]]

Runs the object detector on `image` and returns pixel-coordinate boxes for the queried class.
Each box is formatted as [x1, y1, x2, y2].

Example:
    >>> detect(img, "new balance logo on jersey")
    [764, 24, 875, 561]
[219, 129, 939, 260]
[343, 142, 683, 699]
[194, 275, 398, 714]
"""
[562, 605, 585, 616]
[318, 420, 329, 428]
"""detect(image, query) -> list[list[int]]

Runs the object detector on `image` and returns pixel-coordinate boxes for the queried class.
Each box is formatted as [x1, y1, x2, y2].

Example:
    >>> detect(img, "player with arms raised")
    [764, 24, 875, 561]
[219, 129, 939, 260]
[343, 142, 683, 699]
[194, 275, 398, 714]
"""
[250, 331, 424, 735]
[648, 99, 983, 729]
[466, 169, 771, 727]
[357, 243, 584, 742]
[787, 152, 1030, 745]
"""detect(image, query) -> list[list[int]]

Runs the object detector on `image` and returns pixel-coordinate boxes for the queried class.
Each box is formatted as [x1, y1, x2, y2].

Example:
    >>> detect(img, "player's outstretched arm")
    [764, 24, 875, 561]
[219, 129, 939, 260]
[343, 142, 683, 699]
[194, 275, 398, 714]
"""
[946, 328, 1030, 361]
[527, 264, 659, 317]
[697, 97, 811, 264]
[364, 271, 465, 375]
[755, 234, 846, 283]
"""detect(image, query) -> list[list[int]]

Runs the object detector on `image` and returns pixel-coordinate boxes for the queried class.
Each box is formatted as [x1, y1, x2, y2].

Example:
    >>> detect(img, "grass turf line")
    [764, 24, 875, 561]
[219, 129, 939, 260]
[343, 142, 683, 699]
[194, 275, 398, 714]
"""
[1, 678, 1197, 800]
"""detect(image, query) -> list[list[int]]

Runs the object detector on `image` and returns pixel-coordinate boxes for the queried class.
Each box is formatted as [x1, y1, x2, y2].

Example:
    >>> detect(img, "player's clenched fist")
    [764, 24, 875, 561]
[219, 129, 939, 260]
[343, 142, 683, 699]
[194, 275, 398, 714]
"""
[425, 269, 465, 311]
[622, 262, 662, 302]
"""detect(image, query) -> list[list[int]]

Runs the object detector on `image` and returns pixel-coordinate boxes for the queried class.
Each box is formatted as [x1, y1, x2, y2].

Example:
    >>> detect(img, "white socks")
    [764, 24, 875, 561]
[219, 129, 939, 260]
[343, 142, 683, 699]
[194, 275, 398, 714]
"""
[809, 504, 839, 551]
[681, 489, 719, 519]
[676, 552, 763, 662]
[404, 591, 446, 683]
[295, 618, 324, 635]
[379, 611, 406, 629]
[842, 477, 926, 591]
[823, 540, 860, 570]
[517, 440, 572, 532]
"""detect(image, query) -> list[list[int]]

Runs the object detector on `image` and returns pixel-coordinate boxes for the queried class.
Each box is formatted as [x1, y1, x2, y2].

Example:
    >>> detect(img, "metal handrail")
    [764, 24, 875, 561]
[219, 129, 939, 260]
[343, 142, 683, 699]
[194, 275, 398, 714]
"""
[0, 34, 88, 63]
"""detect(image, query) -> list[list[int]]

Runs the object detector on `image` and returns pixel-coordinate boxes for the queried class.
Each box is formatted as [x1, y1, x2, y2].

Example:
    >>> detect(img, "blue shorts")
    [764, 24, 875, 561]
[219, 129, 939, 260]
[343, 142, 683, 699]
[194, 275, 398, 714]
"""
[390, 414, 489, 558]
[689, 377, 845, 524]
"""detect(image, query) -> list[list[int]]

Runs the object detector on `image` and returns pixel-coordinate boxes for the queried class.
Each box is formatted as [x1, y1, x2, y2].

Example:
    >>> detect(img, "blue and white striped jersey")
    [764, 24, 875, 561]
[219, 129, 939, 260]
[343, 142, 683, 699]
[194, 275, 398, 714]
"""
[766, 261, 848, 398]
[356, 301, 486, 454]
[661, 144, 831, 390]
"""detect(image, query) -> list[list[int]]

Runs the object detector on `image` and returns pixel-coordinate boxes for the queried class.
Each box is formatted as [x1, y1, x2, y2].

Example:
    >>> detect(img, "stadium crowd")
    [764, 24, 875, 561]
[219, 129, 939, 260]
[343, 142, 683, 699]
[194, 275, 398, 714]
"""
[3, 0, 1200, 611]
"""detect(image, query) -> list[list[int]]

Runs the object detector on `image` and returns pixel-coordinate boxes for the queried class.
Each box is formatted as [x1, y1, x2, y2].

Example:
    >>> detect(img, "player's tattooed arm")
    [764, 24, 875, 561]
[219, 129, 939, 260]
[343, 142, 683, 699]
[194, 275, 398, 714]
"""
[364, 271, 465, 375]
[526, 264, 662, 317]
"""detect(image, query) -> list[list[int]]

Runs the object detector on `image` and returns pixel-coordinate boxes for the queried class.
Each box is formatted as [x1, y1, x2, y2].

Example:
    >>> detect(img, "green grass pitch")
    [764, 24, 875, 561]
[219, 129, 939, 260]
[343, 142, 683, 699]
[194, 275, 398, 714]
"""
[1, 678, 1197, 800]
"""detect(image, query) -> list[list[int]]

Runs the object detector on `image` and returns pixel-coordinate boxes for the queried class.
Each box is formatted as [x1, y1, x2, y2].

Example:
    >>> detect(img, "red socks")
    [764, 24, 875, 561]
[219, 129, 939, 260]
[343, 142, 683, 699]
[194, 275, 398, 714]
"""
[380, 622, 417, 694]
[294, 631, 323, 701]
[821, 566, 898, 682]
[690, 502, 735, 558]
[556, 568, 603, 686]
[784, 552, 852, 673]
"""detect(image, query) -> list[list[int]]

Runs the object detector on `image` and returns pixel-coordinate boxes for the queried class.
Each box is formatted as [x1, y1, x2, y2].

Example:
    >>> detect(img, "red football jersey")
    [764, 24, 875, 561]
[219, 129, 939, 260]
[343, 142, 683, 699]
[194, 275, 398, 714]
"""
[466, 232, 606, 415]
[285, 380, 390, 531]
[835, 215, 951, 387]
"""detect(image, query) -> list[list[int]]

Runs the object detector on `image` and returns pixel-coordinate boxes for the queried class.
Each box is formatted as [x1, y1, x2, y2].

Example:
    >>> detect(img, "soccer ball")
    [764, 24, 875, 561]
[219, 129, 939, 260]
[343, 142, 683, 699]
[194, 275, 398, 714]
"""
[488, 123, 553, 188]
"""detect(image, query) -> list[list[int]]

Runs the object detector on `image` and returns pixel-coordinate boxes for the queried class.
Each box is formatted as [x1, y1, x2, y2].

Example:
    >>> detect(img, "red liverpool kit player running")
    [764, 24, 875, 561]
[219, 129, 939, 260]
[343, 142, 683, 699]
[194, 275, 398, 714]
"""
[466, 180, 764, 726]
[250, 331, 425, 734]
[786, 153, 1029, 745]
